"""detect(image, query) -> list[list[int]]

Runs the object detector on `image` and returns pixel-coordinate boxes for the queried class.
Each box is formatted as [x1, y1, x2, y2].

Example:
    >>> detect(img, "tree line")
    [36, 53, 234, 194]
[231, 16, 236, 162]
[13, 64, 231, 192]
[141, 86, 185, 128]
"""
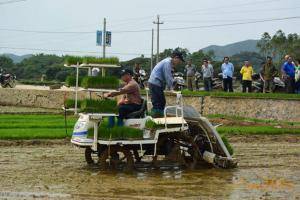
[257, 30, 300, 63]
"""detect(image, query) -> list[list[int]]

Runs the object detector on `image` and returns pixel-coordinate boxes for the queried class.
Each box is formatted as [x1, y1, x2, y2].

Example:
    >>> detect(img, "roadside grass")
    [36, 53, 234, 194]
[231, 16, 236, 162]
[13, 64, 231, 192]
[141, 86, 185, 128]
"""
[0, 114, 77, 139]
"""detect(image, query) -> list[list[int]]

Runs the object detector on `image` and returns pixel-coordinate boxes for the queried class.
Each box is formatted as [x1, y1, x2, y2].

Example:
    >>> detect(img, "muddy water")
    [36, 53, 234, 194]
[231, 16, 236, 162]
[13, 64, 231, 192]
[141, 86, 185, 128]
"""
[0, 135, 299, 200]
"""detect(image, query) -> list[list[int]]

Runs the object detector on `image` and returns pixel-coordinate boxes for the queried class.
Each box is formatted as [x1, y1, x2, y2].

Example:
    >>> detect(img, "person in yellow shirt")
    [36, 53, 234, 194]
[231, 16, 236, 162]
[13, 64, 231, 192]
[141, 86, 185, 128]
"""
[240, 60, 254, 93]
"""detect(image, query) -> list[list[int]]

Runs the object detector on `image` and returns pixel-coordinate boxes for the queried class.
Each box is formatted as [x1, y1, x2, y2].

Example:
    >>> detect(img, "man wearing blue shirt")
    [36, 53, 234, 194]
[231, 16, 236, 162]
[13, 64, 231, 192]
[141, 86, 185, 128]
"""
[283, 56, 296, 93]
[148, 51, 184, 116]
[221, 56, 235, 92]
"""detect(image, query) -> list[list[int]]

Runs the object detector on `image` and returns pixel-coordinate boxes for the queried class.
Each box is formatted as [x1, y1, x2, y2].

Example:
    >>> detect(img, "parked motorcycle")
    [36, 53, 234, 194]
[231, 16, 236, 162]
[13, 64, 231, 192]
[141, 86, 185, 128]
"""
[252, 73, 285, 93]
[134, 69, 147, 89]
[0, 68, 16, 88]
[212, 73, 223, 90]
[173, 72, 185, 91]
[194, 72, 202, 91]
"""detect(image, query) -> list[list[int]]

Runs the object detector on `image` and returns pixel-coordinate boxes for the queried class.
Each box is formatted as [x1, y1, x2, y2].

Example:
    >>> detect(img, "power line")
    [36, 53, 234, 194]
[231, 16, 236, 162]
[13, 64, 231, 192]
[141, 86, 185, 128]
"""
[160, 0, 282, 17]
[167, 5, 300, 18]
[0, 28, 94, 34]
[160, 16, 300, 31]
[165, 16, 297, 23]
[0, 0, 26, 5]
[1, 15, 299, 35]
[0, 46, 150, 56]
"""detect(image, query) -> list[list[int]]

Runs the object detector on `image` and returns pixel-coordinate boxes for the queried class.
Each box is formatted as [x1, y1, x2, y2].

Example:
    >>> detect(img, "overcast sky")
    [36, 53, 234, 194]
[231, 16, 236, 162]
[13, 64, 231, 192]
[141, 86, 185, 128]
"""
[0, 0, 299, 60]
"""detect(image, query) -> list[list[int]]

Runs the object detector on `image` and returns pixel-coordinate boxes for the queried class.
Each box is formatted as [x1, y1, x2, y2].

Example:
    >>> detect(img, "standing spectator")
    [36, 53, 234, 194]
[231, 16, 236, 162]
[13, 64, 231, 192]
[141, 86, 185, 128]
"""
[221, 57, 234, 92]
[261, 56, 277, 93]
[295, 59, 300, 94]
[185, 60, 196, 91]
[282, 56, 296, 93]
[201, 59, 214, 91]
[281, 55, 295, 78]
[240, 60, 254, 93]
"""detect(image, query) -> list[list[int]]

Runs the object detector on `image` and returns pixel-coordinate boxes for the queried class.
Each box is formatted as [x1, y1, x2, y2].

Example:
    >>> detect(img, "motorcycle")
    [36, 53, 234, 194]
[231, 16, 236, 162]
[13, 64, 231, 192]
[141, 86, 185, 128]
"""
[212, 73, 223, 90]
[134, 69, 147, 89]
[252, 73, 285, 93]
[194, 72, 202, 91]
[173, 72, 185, 91]
[0, 68, 16, 88]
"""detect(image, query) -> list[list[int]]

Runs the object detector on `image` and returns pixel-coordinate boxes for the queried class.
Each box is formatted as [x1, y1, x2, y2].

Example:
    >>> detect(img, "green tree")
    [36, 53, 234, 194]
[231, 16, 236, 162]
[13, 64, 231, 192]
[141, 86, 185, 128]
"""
[257, 32, 272, 59]
[271, 30, 287, 62]
[0, 56, 14, 72]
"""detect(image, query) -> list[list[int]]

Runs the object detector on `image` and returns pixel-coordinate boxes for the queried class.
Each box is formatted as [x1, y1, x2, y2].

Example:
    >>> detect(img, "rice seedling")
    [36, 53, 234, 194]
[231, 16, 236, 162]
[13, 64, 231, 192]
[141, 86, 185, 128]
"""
[80, 99, 118, 113]
[0, 114, 77, 139]
[87, 120, 143, 140]
[64, 56, 84, 65]
[80, 76, 119, 89]
[65, 76, 82, 87]
[64, 99, 81, 109]
[181, 90, 300, 100]
[83, 56, 119, 65]
[220, 135, 234, 155]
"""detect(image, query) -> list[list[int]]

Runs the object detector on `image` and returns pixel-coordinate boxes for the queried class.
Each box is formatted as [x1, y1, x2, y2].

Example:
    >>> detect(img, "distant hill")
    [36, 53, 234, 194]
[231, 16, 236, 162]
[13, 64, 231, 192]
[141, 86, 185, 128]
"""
[202, 40, 259, 61]
[1, 53, 32, 63]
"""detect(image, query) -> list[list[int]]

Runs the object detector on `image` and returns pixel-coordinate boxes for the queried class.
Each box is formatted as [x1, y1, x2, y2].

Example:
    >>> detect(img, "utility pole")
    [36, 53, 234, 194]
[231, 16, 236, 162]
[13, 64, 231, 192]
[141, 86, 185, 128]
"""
[153, 15, 163, 64]
[102, 18, 106, 77]
[151, 28, 154, 71]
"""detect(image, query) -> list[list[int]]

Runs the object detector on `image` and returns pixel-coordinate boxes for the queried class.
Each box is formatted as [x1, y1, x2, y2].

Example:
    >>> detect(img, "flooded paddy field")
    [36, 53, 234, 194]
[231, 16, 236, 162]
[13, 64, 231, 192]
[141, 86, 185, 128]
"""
[0, 135, 299, 200]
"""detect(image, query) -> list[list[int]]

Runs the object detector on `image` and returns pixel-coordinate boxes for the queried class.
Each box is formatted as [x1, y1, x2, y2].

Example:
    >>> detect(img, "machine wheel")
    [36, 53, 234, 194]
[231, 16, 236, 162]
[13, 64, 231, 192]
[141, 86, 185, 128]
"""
[169, 136, 201, 169]
[156, 134, 201, 170]
[8, 79, 16, 88]
[1, 83, 7, 88]
[99, 146, 134, 171]
[84, 147, 99, 165]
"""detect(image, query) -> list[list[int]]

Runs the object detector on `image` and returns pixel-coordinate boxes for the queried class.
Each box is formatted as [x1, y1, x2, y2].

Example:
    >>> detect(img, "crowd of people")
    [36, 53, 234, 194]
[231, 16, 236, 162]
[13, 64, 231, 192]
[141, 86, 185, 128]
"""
[183, 55, 300, 94]
[104, 51, 300, 122]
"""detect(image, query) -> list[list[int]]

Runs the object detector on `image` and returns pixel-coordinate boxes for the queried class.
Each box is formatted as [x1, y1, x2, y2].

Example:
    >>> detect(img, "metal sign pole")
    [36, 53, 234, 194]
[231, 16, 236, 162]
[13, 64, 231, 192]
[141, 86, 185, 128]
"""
[102, 18, 106, 77]
[75, 62, 79, 115]
[151, 28, 154, 71]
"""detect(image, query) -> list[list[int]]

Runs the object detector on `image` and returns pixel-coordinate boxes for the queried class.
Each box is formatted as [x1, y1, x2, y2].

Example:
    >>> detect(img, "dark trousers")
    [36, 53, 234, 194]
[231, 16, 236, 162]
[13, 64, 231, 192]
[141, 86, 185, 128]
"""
[242, 80, 252, 93]
[118, 103, 141, 119]
[149, 83, 166, 112]
[223, 77, 233, 92]
[295, 81, 300, 94]
[285, 77, 296, 93]
[195, 79, 200, 90]
[203, 77, 212, 91]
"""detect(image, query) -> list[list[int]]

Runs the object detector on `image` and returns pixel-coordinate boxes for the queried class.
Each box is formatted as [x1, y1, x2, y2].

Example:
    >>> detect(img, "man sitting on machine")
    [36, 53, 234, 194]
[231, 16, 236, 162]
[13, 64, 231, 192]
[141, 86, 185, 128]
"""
[104, 69, 142, 126]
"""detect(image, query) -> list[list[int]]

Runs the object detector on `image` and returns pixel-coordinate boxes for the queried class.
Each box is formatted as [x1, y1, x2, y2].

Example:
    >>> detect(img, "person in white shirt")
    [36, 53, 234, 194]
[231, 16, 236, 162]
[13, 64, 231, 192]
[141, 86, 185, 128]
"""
[221, 56, 234, 92]
[201, 58, 214, 91]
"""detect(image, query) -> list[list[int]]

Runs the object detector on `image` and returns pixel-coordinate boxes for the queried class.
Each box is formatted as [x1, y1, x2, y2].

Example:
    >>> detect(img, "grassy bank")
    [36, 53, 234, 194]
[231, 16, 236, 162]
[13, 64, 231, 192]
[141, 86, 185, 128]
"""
[180, 90, 300, 100]
[0, 114, 77, 139]
[208, 114, 300, 126]
[209, 114, 300, 135]
[217, 126, 300, 135]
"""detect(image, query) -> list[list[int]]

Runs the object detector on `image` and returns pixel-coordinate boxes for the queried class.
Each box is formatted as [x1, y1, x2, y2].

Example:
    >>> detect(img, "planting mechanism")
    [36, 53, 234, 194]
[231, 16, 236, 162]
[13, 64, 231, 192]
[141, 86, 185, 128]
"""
[70, 91, 237, 170]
